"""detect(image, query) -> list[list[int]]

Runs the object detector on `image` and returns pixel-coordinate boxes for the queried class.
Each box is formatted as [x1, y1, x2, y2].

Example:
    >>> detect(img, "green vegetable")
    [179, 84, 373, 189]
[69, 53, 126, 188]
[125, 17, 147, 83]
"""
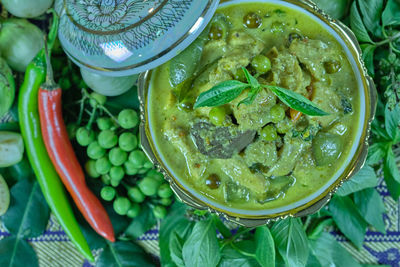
[153, 205, 167, 219]
[98, 129, 118, 149]
[209, 106, 227, 126]
[251, 54, 272, 74]
[312, 132, 343, 166]
[97, 117, 113, 131]
[113, 197, 131, 215]
[128, 187, 145, 203]
[109, 166, 124, 181]
[2, 0, 53, 18]
[119, 132, 138, 152]
[270, 104, 286, 123]
[124, 161, 139, 175]
[85, 160, 100, 178]
[123, 203, 157, 239]
[0, 131, 24, 167]
[260, 125, 278, 141]
[127, 203, 141, 218]
[87, 141, 106, 159]
[95, 157, 112, 175]
[158, 183, 174, 198]
[109, 147, 128, 166]
[138, 176, 160, 196]
[0, 174, 10, 216]
[129, 150, 147, 168]
[80, 68, 138, 96]
[76, 127, 95, 146]
[100, 186, 116, 201]
[0, 19, 44, 72]
[0, 58, 15, 118]
[89, 92, 107, 107]
[118, 109, 139, 129]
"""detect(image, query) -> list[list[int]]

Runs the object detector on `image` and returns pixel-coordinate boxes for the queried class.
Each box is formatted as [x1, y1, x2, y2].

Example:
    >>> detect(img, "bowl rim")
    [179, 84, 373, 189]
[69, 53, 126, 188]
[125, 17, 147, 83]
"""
[138, 0, 377, 226]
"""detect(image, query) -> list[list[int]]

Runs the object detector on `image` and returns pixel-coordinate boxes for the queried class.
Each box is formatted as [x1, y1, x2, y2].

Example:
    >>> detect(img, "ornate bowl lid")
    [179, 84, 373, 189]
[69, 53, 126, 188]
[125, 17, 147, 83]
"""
[55, 0, 220, 76]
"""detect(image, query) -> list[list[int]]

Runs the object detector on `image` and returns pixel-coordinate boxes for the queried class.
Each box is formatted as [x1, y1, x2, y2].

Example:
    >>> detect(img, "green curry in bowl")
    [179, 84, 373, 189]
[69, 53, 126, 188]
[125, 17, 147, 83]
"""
[147, 1, 361, 212]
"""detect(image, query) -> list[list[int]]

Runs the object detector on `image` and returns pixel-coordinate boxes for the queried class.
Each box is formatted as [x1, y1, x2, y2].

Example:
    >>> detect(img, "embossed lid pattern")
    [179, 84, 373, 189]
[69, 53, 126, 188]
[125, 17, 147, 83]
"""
[55, 0, 219, 76]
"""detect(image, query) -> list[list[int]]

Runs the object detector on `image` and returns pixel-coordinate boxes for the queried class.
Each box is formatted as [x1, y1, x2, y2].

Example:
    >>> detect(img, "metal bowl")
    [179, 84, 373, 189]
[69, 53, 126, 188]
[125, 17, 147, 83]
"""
[138, 0, 377, 227]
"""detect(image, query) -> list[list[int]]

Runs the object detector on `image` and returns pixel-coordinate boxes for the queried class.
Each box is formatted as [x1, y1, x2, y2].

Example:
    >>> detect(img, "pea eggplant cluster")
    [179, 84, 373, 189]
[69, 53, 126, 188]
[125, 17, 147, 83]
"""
[75, 96, 174, 220]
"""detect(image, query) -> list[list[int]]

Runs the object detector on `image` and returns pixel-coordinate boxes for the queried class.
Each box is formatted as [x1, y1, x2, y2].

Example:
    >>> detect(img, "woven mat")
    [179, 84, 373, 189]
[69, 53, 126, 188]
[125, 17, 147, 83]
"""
[1, 112, 400, 267]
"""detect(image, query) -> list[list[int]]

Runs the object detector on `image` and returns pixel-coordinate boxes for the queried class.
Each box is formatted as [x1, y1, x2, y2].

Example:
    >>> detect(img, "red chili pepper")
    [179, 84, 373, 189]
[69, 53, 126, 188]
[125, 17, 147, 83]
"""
[38, 43, 115, 242]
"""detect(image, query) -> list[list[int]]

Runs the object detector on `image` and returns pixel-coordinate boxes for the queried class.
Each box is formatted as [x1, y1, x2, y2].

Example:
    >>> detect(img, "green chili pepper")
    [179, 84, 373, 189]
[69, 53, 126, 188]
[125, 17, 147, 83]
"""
[18, 11, 94, 262]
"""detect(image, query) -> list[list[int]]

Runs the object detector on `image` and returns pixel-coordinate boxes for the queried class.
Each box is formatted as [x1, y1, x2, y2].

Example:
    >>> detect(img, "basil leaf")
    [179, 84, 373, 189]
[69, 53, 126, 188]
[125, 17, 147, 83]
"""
[242, 67, 260, 89]
[170, 33, 208, 87]
[266, 85, 329, 116]
[218, 245, 258, 267]
[212, 215, 232, 239]
[358, 0, 383, 38]
[238, 87, 261, 107]
[350, 2, 374, 43]
[384, 104, 400, 140]
[3, 179, 49, 238]
[382, 0, 400, 26]
[361, 44, 376, 76]
[354, 188, 386, 233]
[309, 232, 362, 267]
[329, 195, 368, 248]
[371, 118, 391, 141]
[97, 241, 153, 267]
[383, 154, 400, 200]
[336, 165, 378, 196]
[367, 142, 388, 165]
[0, 238, 39, 267]
[170, 231, 186, 267]
[386, 146, 400, 182]
[159, 202, 192, 266]
[255, 226, 275, 267]
[271, 218, 309, 267]
[182, 218, 221, 267]
[307, 218, 334, 240]
[194, 80, 249, 108]
[123, 203, 156, 239]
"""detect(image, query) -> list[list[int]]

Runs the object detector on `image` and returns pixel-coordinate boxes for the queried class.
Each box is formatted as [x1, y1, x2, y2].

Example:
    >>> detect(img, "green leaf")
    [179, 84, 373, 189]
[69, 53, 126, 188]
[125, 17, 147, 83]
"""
[350, 2, 374, 43]
[354, 188, 386, 233]
[218, 245, 259, 267]
[382, 0, 400, 26]
[271, 218, 309, 267]
[266, 85, 329, 116]
[170, 32, 208, 87]
[336, 165, 378, 196]
[358, 0, 383, 38]
[182, 218, 221, 267]
[3, 180, 49, 238]
[329, 195, 368, 248]
[96, 241, 154, 267]
[367, 142, 389, 165]
[170, 231, 186, 267]
[124, 203, 157, 239]
[159, 202, 192, 266]
[193, 80, 249, 108]
[372, 118, 392, 141]
[238, 87, 261, 107]
[212, 215, 232, 239]
[255, 226, 275, 267]
[312, 0, 351, 19]
[385, 146, 400, 183]
[309, 232, 362, 267]
[361, 44, 376, 76]
[242, 67, 260, 89]
[384, 104, 400, 140]
[0, 238, 39, 267]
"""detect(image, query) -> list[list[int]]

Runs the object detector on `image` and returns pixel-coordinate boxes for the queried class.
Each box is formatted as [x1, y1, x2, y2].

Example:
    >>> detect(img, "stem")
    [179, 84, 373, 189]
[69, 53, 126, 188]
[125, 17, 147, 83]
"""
[231, 242, 256, 258]
[303, 216, 312, 231]
[376, 31, 400, 47]
[43, 36, 57, 88]
[86, 106, 97, 130]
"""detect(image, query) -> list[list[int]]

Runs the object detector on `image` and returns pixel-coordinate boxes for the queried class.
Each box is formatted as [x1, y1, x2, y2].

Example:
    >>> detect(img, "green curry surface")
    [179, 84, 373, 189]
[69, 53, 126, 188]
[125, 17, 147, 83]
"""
[149, 3, 360, 210]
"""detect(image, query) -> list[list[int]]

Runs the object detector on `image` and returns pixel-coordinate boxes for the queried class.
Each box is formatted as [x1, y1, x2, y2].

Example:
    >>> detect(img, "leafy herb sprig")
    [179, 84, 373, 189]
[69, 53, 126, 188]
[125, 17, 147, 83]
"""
[193, 67, 329, 116]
